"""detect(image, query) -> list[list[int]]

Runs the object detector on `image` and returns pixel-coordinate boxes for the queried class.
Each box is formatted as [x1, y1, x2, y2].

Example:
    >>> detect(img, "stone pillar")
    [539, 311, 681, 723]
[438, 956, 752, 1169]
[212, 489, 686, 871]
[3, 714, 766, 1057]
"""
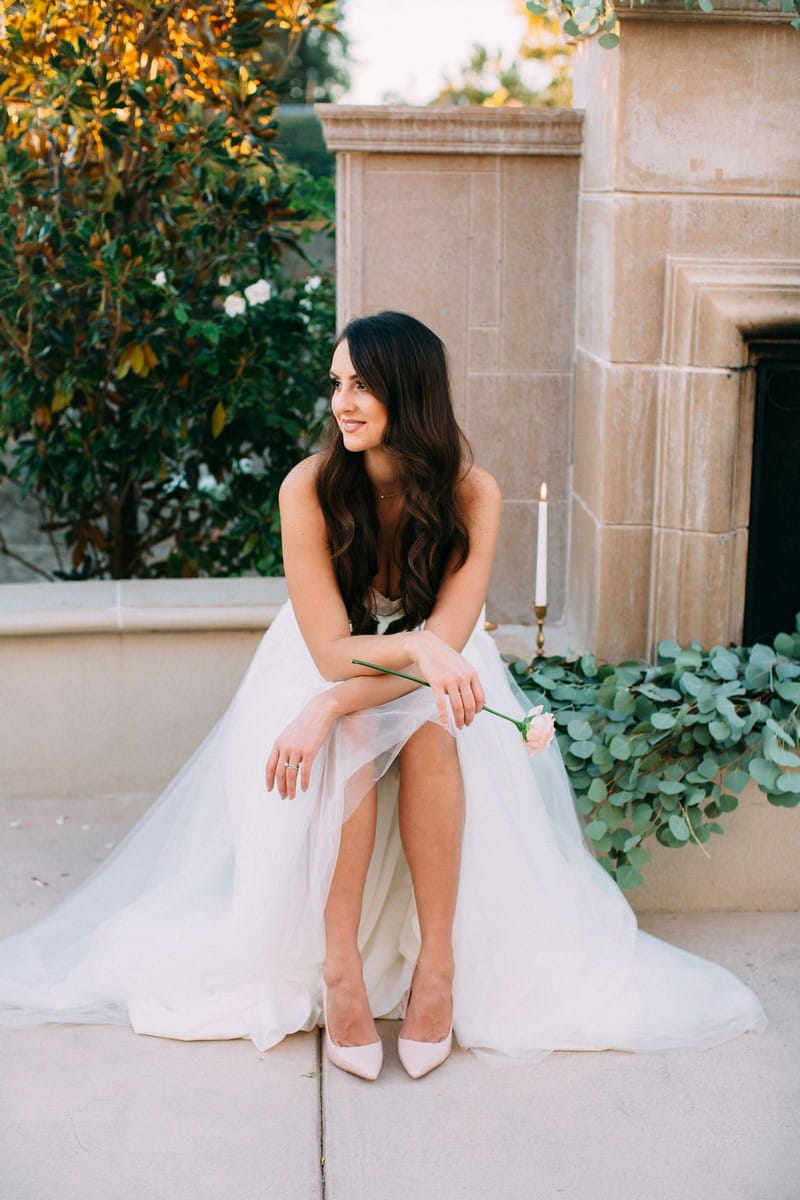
[572, 0, 800, 659]
[316, 106, 584, 624]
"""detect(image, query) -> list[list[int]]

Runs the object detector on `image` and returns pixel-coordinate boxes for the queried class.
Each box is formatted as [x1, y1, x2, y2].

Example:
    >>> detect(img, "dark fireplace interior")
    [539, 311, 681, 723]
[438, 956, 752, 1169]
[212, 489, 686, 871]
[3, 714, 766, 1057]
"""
[743, 342, 800, 646]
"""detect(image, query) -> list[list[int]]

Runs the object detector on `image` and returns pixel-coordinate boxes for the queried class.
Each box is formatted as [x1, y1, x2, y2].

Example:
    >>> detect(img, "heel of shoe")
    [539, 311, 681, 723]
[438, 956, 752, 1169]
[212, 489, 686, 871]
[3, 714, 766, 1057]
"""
[322, 985, 383, 1081]
[397, 1029, 453, 1080]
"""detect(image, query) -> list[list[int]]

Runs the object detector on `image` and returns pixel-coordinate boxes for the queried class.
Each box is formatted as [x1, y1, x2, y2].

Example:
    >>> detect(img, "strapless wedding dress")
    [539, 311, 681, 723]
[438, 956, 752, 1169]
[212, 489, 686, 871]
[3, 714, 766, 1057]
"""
[0, 595, 766, 1062]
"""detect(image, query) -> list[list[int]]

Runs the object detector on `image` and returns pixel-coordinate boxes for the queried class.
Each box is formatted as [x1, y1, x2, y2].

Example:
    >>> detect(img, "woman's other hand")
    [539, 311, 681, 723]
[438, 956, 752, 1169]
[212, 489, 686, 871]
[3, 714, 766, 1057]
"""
[407, 629, 484, 731]
[265, 693, 339, 799]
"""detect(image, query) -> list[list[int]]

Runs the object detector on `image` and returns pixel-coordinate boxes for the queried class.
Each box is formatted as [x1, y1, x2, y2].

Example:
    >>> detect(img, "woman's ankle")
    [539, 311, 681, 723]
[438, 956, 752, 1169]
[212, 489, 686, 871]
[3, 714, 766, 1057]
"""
[413, 947, 455, 984]
[322, 948, 365, 988]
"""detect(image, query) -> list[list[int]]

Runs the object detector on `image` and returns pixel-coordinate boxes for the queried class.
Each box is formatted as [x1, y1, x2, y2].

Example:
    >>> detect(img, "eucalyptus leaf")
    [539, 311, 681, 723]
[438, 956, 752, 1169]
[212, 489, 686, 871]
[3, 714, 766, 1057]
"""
[587, 777, 608, 804]
[723, 768, 749, 793]
[568, 718, 593, 741]
[615, 865, 644, 890]
[776, 680, 800, 705]
[710, 650, 739, 680]
[749, 757, 779, 790]
[609, 735, 631, 761]
[569, 740, 596, 760]
[668, 814, 690, 841]
[774, 632, 796, 658]
[766, 718, 795, 746]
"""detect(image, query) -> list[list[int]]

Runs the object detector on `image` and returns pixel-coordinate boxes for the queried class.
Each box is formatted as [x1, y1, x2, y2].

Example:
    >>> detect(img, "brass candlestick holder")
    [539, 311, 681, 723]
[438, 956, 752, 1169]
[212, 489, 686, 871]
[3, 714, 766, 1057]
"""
[533, 603, 547, 660]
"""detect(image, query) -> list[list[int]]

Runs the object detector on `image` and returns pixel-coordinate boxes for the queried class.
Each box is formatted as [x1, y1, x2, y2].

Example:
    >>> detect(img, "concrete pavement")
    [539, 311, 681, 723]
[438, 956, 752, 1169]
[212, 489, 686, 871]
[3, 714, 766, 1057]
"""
[1, 797, 798, 1200]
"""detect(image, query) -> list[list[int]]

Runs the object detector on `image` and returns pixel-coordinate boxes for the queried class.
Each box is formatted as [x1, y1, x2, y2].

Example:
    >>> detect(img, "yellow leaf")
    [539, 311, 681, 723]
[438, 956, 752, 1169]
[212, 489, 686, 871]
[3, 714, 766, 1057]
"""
[51, 379, 73, 413]
[130, 344, 145, 375]
[114, 345, 132, 379]
[211, 402, 226, 438]
[142, 341, 157, 370]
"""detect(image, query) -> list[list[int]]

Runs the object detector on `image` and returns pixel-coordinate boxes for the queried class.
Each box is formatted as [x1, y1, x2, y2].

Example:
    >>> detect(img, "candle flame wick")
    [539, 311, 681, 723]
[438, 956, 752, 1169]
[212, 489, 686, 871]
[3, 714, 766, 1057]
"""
[539, 482, 548, 501]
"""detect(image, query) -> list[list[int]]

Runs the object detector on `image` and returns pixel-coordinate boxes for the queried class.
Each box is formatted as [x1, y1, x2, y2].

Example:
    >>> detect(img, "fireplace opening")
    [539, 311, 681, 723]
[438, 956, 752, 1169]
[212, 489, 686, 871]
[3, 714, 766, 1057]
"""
[743, 342, 800, 647]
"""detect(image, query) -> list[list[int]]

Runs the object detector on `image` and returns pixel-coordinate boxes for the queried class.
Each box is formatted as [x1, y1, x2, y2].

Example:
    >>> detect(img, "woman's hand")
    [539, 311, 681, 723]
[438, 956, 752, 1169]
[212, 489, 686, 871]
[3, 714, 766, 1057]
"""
[265, 692, 339, 799]
[406, 630, 485, 730]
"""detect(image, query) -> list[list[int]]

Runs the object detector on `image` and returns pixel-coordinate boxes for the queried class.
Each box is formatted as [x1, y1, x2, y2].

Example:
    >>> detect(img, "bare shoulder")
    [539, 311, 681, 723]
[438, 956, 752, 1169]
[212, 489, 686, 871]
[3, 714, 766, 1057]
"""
[279, 453, 324, 506]
[457, 464, 502, 515]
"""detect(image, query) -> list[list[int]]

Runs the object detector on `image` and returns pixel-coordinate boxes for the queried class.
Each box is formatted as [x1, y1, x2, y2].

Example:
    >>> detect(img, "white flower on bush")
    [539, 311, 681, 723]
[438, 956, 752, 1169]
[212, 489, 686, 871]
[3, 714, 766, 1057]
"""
[223, 292, 246, 318]
[304, 274, 322, 293]
[244, 278, 272, 306]
[153, 270, 167, 287]
[218, 273, 232, 288]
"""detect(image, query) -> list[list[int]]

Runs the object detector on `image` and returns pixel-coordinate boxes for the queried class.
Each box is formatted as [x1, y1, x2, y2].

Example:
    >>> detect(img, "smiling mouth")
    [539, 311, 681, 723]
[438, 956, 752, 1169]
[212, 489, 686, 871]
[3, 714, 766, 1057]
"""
[340, 420, 366, 432]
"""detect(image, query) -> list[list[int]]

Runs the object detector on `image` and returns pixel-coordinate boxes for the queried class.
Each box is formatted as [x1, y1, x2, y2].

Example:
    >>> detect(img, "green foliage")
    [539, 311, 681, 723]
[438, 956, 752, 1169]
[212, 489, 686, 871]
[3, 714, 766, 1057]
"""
[509, 619, 800, 890]
[0, 1, 337, 579]
[525, 0, 800, 45]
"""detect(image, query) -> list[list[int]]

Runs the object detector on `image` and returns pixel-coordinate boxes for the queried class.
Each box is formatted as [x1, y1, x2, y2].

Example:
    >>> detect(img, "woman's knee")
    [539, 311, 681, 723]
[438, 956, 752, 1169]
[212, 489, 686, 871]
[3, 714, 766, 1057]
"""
[399, 721, 460, 773]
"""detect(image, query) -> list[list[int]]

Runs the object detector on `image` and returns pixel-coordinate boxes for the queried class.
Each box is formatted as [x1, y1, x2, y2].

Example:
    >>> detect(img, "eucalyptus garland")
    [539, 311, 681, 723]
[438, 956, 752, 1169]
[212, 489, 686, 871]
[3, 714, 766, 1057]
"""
[509, 620, 800, 889]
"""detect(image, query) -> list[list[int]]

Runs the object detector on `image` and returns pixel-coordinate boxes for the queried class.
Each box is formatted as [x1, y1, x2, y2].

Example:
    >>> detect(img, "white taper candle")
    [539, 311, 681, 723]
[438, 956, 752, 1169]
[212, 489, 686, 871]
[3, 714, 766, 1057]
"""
[535, 482, 548, 607]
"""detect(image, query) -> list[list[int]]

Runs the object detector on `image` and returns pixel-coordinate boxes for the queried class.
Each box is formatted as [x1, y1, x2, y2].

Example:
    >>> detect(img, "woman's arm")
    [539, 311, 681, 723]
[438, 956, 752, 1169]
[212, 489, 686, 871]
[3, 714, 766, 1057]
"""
[280, 457, 502, 719]
[267, 458, 502, 796]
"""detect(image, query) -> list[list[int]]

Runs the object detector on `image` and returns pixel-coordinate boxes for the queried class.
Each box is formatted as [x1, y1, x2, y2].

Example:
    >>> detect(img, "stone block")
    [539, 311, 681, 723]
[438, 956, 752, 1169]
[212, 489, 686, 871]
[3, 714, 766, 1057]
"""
[574, 194, 615, 361]
[358, 160, 472, 413]
[467, 326, 500, 374]
[617, 22, 800, 196]
[0, 630, 260, 798]
[465, 373, 570, 503]
[594, 524, 653, 661]
[649, 528, 740, 651]
[653, 368, 744, 535]
[468, 169, 503, 329]
[575, 14, 800, 198]
[632, 782, 800, 913]
[566, 496, 600, 653]
[574, 354, 658, 527]
[499, 157, 580, 374]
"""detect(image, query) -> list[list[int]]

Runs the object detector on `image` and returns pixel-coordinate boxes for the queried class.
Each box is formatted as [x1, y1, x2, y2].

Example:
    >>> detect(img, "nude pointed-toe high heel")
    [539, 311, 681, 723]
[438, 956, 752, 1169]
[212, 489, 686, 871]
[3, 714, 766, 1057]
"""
[322, 985, 383, 1082]
[397, 1028, 453, 1080]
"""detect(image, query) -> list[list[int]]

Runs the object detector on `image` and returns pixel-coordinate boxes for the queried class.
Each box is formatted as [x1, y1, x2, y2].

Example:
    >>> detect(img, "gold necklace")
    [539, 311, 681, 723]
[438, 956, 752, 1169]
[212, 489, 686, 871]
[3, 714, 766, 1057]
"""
[377, 489, 402, 500]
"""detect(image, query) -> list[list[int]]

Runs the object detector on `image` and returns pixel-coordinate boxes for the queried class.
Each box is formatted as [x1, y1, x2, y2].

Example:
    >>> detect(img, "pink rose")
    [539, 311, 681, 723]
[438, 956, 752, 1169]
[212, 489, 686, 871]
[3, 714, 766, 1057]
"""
[522, 705, 555, 756]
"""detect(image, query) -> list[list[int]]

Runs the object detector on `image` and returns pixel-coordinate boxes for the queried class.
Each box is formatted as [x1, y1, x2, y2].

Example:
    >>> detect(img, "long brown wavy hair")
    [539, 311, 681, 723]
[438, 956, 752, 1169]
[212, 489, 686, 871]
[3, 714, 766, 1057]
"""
[315, 311, 472, 634]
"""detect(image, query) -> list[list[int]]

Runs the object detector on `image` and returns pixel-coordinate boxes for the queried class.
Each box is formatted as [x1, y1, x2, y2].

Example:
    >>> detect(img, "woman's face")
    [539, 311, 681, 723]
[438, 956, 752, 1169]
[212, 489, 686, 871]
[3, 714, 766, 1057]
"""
[330, 339, 388, 453]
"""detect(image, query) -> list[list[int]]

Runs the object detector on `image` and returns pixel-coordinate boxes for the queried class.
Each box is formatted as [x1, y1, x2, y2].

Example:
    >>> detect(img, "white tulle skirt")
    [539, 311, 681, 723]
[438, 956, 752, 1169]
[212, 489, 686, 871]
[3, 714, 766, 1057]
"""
[0, 603, 766, 1061]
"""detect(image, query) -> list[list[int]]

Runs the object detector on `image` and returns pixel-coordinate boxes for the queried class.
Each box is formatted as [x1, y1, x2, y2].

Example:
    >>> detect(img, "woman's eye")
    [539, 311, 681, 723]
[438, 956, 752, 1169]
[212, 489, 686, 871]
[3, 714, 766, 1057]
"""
[330, 378, 340, 389]
[355, 381, 366, 391]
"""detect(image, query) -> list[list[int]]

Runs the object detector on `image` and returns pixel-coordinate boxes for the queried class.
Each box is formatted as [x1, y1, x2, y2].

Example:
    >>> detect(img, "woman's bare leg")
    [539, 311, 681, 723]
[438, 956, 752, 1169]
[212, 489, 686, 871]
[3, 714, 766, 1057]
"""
[398, 721, 464, 1041]
[323, 785, 379, 1046]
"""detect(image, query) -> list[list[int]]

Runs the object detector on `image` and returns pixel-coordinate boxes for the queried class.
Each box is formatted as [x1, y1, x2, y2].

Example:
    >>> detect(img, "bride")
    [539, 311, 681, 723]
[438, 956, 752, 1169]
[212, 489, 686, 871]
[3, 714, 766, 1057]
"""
[0, 311, 765, 1080]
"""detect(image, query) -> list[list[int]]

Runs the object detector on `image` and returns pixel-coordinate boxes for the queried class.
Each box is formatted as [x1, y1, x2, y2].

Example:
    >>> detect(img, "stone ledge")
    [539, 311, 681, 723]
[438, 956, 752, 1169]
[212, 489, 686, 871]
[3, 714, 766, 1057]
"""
[0, 577, 289, 636]
[617, 0, 795, 22]
[316, 104, 584, 157]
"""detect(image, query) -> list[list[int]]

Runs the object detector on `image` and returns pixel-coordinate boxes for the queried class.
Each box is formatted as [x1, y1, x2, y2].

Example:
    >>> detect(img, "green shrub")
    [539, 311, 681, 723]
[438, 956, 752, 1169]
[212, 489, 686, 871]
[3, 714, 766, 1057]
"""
[0, 1, 338, 579]
[510, 620, 800, 889]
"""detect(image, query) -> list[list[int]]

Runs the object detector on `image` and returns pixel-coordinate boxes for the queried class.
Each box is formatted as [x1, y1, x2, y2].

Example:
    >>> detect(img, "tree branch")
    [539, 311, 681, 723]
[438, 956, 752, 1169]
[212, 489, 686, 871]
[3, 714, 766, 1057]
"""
[0, 526, 56, 580]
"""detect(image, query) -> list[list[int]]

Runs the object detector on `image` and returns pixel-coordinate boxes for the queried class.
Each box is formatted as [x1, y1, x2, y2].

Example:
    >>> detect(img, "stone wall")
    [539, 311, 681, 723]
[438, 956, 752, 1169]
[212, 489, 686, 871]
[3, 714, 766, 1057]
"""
[571, 1, 800, 659]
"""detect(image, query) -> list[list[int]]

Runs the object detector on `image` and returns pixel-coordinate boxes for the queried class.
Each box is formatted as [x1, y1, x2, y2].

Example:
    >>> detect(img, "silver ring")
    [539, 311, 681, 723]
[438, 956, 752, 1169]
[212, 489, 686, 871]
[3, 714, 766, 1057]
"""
[285, 761, 300, 770]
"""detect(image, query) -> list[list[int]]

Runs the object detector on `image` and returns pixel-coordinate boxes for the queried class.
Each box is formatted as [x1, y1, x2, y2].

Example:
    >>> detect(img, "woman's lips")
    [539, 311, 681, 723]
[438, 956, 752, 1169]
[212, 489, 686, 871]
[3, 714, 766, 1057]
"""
[340, 420, 365, 433]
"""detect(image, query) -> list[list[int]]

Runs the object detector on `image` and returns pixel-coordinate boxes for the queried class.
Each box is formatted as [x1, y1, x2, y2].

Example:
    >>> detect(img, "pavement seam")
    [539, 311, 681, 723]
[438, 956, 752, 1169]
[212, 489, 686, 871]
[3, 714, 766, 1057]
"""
[318, 1026, 327, 1200]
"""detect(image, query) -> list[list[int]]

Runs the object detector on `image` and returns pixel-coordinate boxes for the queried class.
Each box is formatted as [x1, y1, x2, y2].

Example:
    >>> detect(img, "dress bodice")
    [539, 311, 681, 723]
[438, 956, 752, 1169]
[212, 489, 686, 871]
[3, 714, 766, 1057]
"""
[370, 588, 404, 634]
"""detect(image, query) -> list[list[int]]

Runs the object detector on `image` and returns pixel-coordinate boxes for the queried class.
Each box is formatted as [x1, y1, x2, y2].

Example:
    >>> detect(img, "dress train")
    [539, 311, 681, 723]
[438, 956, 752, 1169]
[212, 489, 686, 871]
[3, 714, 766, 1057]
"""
[0, 601, 766, 1061]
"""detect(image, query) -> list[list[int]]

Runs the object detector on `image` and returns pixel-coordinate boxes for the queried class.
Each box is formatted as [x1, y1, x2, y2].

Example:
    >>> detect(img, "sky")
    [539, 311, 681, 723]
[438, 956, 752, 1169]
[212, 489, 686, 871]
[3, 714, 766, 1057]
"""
[339, 0, 528, 106]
